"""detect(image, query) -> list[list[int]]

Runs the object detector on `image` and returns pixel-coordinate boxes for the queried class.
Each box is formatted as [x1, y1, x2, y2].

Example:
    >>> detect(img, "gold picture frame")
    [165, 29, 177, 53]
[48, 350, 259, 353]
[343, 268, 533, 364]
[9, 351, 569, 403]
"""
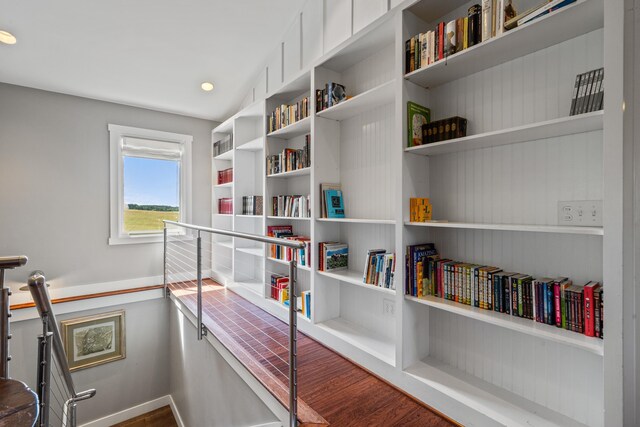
[61, 310, 125, 372]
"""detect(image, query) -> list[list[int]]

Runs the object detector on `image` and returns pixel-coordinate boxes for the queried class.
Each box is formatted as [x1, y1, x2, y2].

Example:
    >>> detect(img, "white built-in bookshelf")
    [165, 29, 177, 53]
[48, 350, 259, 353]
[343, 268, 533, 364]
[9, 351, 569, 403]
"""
[210, 0, 622, 425]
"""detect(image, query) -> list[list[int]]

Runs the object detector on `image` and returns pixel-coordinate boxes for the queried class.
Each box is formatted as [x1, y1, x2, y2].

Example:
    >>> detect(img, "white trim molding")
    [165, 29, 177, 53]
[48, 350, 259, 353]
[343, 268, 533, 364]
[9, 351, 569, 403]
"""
[79, 395, 184, 427]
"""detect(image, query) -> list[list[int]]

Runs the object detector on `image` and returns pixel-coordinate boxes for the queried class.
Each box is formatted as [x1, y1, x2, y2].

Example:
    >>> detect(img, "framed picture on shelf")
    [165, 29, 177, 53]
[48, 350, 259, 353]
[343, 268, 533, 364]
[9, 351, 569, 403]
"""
[61, 310, 126, 372]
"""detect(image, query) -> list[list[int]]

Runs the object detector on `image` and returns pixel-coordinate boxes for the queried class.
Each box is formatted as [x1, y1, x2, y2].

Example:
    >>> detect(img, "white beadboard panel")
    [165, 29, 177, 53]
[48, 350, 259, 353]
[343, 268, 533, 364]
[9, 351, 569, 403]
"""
[283, 14, 302, 83]
[411, 227, 602, 285]
[339, 283, 396, 342]
[353, 0, 387, 34]
[266, 45, 283, 95]
[341, 43, 394, 95]
[427, 131, 603, 226]
[301, 0, 324, 69]
[428, 29, 604, 130]
[428, 310, 604, 426]
[254, 68, 268, 101]
[339, 103, 396, 220]
[323, 0, 353, 54]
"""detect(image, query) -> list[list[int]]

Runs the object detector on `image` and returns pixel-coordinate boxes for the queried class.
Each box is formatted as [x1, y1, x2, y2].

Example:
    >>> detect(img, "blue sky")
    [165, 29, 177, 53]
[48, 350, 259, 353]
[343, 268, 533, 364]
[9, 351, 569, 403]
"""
[124, 157, 179, 206]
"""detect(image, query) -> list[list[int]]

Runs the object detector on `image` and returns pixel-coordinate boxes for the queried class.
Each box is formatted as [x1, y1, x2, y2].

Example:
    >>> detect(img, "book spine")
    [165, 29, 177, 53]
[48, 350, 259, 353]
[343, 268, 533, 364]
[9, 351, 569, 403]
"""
[554, 282, 562, 326]
[584, 285, 595, 337]
[481, 0, 493, 42]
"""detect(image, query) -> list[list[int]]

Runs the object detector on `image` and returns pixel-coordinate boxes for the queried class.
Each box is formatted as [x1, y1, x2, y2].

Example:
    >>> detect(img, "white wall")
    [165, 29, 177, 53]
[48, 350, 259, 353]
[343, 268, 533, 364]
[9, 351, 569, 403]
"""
[0, 83, 214, 290]
[169, 305, 280, 427]
[9, 299, 170, 424]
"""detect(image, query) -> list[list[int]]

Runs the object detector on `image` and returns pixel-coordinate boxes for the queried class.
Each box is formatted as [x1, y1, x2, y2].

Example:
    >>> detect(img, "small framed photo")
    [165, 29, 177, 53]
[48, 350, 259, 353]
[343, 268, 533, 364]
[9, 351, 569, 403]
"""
[61, 310, 125, 372]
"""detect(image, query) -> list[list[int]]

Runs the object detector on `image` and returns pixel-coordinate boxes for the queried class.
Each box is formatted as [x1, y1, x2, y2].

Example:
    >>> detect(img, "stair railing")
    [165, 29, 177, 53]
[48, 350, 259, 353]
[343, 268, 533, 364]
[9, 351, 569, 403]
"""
[163, 220, 304, 427]
[28, 271, 96, 427]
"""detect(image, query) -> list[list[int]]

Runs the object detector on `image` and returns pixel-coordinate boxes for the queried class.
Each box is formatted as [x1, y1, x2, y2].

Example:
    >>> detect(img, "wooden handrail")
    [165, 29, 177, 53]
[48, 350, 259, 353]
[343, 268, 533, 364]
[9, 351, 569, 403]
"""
[10, 284, 163, 311]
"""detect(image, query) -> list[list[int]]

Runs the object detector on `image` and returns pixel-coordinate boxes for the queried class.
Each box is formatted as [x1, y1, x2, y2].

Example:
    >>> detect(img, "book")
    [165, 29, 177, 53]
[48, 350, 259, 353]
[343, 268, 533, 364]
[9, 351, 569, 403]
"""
[319, 183, 342, 218]
[468, 4, 482, 46]
[481, 0, 493, 42]
[407, 101, 431, 147]
[272, 195, 310, 218]
[319, 242, 348, 272]
[213, 134, 233, 157]
[325, 189, 345, 218]
[517, 0, 577, 26]
[583, 281, 601, 337]
[445, 20, 457, 57]
[410, 198, 432, 222]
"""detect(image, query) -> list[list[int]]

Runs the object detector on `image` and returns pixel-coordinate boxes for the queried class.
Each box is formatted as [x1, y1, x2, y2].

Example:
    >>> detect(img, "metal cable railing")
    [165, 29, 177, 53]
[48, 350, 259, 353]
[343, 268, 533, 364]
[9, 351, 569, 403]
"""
[163, 220, 304, 427]
[28, 271, 96, 426]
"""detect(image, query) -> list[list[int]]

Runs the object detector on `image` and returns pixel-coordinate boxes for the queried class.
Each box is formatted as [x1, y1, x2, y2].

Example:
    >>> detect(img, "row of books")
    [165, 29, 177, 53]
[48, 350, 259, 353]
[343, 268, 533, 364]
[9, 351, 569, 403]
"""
[271, 195, 310, 218]
[570, 68, 604, 116]
[242, 196, 263, 216]
[319, 183, 345, 218]
[268, 274, 311, 319]
[405, 243, 603, 339]
[422, 116, 468, 144]
[315, 83, 347, 112]
[409, 198, 432, 222]
[362, 250, 396, 290]
[266, 135, 311, 176]
[268, 97, 310, 134]
[213, 134, 232, 157]
[405, 0, 576, 74]
[267, 225, 311, 267]
[218, 198, 232, 215]
[217, 167, 233, 185]
[318, 242, 348, 272]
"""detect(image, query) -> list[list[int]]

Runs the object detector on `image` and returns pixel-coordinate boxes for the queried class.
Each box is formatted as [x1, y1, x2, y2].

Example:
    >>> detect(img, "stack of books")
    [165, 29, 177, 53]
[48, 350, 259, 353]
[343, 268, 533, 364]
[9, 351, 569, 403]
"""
[318, 242, 348, 272]
[271, 195, 310, 218]
[570, 68, 604, 116]
[268, 97, 310, 133]
[270, 274, 289, 302]
[267, 225, 311, 267]
[421, 116, 468, 144]
[362, 249, 396, 290]
[316, 83, 347, 112]
[319, 183, 345, 219]
[409, 198, 432, 222]
[241, 196, 263, 215]
[406, 243, 604, 339]
[266, 134, 311, 176]
[213, 134, 233, 157]
[218, 198, 232, 215]
[217, 167, 233, 185]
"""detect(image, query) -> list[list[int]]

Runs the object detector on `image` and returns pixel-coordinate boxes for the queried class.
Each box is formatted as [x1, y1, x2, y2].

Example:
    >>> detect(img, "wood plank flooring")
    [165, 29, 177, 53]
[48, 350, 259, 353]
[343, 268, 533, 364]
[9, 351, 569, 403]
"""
[168, 280, 457, 427]
[111, 406, 177, 427]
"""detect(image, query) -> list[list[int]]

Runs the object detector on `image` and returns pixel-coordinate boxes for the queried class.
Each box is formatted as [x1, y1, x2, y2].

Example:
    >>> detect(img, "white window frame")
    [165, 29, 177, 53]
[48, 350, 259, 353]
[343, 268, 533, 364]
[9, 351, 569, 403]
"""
[108, 124, 193, 245]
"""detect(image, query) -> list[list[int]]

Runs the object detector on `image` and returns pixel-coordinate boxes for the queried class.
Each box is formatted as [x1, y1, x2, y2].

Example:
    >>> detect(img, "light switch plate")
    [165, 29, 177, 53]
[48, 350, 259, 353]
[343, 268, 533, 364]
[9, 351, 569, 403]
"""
[558, 200, 603, 227]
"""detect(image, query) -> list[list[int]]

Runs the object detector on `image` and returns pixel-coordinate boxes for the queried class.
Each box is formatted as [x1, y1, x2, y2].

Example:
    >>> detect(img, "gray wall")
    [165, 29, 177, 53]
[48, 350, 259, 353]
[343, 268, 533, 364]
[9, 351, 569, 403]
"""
[169, 305, 279, 427]
[10, 299, 170, 424]
[0, 82, 214, 289]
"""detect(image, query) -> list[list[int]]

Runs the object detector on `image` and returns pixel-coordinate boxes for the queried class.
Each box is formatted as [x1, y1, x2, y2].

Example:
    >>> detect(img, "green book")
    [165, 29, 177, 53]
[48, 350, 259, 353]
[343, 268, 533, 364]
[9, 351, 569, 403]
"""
[407, 101, 431, 148]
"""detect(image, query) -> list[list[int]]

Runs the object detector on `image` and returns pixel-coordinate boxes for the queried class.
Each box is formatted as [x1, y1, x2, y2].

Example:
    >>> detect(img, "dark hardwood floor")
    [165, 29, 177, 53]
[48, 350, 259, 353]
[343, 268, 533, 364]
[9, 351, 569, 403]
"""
[111, 405, 177, 427]
[169, 280, 458, 427]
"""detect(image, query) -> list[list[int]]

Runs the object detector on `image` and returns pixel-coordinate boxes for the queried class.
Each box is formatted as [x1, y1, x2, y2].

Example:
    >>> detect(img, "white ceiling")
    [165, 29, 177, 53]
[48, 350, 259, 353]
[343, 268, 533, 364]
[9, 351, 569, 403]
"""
[0, 0, 301, 121]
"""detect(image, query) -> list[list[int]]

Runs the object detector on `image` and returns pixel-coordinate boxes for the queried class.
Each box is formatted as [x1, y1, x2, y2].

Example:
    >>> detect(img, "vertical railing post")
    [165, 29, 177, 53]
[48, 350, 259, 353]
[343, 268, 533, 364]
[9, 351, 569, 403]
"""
[163, 225, 168, 298]
[36, 317, 52, 427]
[197, 230, 203, 341]
[288, 251, 298, 427]
[0, 269, 10, 378]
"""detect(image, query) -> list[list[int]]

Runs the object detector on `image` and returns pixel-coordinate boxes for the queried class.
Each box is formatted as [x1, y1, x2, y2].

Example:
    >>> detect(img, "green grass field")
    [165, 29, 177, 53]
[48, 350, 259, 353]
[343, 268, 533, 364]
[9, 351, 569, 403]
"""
[124, 209, 179, 232]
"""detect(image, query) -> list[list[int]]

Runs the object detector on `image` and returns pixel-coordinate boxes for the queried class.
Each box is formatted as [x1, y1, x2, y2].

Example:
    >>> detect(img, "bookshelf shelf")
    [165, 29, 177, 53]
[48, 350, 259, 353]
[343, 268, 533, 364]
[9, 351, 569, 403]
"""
[236, 247, 264, 257]
[316, 80, 395, 121]
[404, 111, 604, 156]
[213, 241, 233, 249]
[267, 216, 311, 221]
[404, 221, 603, 236]
[316, 218, 396, 225]
[215, 182, 233, 188]
[235, 280, 264, 296]
[266, 257, 311, 271]
[235, 214, 263, 218]
[406, 295, 603, 355]
[404, 0, 603, 89]
[318, 269, 395, 295]
[236, 137, 264, 152]
[267, 167, 311, 179]
[317, 318, 395, 366]
[267, 116, 311, 139]
[214, 150, 233, 161]
[214, 214, 233, 217]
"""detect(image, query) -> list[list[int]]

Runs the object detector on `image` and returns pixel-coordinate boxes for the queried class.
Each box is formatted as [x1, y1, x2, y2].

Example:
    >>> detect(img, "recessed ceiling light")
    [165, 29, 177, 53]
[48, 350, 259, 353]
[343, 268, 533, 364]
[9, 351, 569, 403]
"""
[201, 82, 214, 92]
[0, 30, 17, 45]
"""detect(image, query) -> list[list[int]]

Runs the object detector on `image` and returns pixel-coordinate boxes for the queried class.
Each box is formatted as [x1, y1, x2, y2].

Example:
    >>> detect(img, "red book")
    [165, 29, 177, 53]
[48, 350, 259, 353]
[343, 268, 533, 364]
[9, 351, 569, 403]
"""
[583, 281, 601, 337]
[437, 22, 445, 60]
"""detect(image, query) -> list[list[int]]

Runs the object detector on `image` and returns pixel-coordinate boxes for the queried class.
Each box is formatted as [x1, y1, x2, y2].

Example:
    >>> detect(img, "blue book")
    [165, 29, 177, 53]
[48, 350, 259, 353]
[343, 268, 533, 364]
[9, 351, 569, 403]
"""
[325, 189, 345, 218]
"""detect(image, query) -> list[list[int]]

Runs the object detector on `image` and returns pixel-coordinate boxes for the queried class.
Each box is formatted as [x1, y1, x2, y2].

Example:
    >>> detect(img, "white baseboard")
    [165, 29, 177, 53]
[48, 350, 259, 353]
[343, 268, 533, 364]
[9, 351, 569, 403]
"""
[248, 423, 283, 427]
[79, 395, 178, 427]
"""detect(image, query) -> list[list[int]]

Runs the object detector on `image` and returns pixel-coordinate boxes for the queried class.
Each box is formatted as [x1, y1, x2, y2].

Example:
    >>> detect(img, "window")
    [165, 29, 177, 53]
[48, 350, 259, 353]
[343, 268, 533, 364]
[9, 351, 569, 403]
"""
[109, 124, 192, 245]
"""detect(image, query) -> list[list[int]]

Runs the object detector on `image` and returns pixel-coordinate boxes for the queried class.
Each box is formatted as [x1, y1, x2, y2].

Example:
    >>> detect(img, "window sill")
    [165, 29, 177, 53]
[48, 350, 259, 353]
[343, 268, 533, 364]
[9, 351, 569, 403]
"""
[109, 234, 194, 246]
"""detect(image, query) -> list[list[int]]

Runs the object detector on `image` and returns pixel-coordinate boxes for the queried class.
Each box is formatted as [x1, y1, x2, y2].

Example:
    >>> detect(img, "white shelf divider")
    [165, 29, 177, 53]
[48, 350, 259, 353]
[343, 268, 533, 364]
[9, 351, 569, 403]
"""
[316, 218, 396, 225]
[213, 241, 233, 249]
[267, 216, 311, 221]
[404, 111, 603, 156]
[267, 167, 311, 179]
[236, 247, 264, 257]
[213, 150, 233, 161]
[235, 214, 263, 218]
[404, 221, 603, 236]
[214, 182, 233, 188]
[236, 137, 264, 152]
[406, 295, 603, 355]
[266, 257, 311, 271]
[404, 0, 603, 88]
[267, 116, 311, 139]
[317, 269, 395, 295]
[316, 80, 395, 121]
